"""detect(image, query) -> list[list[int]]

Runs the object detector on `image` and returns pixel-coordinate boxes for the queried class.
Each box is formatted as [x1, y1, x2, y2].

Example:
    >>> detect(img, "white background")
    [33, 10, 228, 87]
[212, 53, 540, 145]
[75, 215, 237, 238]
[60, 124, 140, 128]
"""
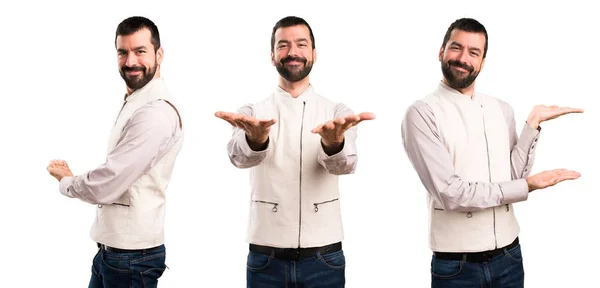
[1, 0, 597, 287]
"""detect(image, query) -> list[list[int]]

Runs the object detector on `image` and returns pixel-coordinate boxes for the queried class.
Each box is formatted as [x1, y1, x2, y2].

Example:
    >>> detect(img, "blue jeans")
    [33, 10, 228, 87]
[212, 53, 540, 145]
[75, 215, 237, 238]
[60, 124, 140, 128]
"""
[88, 244, 167, 288]
[247, 249, 346, 287]
[431, 243, 525, 287]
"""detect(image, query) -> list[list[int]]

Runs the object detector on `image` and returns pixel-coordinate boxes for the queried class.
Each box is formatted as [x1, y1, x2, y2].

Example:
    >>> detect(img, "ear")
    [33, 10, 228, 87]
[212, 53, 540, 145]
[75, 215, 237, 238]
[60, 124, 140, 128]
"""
[312, 48, 317, 64]
[438, 46, 444, 62]
[271, 51, 275, 66]
[156, 47, 164, 65]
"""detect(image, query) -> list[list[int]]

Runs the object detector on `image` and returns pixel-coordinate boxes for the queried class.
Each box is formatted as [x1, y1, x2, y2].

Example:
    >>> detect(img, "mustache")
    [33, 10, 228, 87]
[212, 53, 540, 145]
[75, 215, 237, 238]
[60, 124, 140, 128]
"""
[280, 56, 307, 65]
[122, 66, 145, 72]
[448, 60, 474, 72]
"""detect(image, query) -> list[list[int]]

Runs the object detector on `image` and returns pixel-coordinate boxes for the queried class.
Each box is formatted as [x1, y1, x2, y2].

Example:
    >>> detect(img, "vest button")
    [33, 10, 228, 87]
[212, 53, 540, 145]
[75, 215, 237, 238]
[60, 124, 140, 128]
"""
[466, 212, 472, 218]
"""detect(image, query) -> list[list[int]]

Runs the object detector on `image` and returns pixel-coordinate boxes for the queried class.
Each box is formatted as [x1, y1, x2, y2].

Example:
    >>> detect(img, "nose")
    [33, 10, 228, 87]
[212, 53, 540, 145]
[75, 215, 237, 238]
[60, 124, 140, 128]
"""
[457, 50, 469, 64]
[287, 44, 300, 57]
[125, 52, 138, 67]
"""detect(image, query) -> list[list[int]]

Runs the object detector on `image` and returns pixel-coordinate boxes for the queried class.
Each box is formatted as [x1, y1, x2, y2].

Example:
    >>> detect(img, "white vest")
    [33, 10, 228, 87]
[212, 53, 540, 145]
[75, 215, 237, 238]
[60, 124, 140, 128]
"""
[90, 78, 183, 249]
[421, 83, 520, 252]
[247, 86, 343, 249]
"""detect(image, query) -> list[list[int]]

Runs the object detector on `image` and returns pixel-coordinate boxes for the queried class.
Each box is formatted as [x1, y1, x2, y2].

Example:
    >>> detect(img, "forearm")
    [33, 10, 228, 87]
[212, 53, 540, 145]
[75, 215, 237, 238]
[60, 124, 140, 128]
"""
[402, 102, 529, 212]
[58, 164, 137, 205]
[511, 122, 540, 179]
[421, 171, 529, 212]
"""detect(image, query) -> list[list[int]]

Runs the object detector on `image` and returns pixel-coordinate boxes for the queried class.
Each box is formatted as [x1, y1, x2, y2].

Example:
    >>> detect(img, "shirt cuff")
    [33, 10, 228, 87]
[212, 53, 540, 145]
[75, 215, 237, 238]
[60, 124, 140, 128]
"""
[499, 179, 529, 204]
[319, 139, 348, 162]
[518, 122, 541, 153]
[236, 132, 270, 156]
[59, 176, 75, 198]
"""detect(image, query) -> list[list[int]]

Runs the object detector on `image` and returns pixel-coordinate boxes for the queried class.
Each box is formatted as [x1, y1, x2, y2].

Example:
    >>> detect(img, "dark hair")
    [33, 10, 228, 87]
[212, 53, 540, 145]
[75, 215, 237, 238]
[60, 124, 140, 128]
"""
[115, 16, 161, 52]
[271, 16, 315, 52]
[441, 18, 488, 58]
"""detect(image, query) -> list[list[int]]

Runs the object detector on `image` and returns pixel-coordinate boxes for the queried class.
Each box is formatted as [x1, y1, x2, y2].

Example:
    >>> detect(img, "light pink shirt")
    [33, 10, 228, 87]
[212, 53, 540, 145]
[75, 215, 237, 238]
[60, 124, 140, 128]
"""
[401, 83, 541, 211]
[59, 99, 182, 205]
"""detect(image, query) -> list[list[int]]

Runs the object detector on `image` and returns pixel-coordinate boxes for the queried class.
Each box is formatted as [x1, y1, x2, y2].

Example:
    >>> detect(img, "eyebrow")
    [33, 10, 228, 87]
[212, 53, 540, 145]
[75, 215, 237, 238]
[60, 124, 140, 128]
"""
[277, 38, 309, 45]
[116, 46, 148, 53]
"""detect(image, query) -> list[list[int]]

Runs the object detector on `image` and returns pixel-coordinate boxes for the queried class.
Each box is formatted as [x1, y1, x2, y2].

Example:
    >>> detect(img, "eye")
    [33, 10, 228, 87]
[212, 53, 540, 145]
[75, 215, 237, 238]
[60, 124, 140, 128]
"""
[470, 51, 479, 57]
[298, 43, 307, 47]
[450, 46, 460, 51]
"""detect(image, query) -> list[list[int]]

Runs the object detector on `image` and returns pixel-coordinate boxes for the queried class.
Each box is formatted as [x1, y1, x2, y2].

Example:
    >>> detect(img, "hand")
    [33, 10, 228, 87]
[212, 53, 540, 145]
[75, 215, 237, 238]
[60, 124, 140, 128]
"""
[311, 112, 376, 148]
[526, 169, 581, 192]
[215, 111, 276, 147]
[527, 105, 583, 129]
[47, 159, 73, 182]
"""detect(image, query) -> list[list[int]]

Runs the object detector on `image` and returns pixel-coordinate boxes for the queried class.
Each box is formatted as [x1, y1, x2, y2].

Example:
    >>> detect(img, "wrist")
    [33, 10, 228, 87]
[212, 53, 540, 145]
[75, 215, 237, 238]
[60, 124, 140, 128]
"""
[246, 134, 269, 151]
[526, 115, 540, 129]
[525, 177, 535, 192]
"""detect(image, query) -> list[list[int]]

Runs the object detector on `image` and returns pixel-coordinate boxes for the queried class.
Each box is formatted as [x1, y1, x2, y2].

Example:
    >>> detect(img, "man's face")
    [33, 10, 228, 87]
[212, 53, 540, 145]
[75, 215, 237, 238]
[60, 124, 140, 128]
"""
[271, 25, 316, 82]
[439, 29, 486, 90]
[116, 28, 163, 91]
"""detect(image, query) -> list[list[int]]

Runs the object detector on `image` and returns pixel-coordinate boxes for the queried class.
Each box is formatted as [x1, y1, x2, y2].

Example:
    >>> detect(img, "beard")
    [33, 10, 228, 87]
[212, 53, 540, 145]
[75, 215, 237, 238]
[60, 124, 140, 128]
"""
[275, 55, 313, 82]
[120, 62, 158, 91]
[441, 59, 479, 89]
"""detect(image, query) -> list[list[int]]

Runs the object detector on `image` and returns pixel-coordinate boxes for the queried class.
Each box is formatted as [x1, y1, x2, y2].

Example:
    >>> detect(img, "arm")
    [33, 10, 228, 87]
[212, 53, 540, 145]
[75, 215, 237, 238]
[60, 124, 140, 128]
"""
[59, 101, 179, 205]
[401, 101, 529, 212]
[500, 101, 541, 180]
[226, 103, 270, 169]
[317, 103, 358, 175]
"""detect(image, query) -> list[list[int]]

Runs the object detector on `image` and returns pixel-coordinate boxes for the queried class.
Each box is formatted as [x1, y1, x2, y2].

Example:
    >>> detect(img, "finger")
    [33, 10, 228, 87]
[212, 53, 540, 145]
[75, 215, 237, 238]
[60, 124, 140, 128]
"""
[558, 170, 581, 178]
[233, 119, 251, 131]
[258, 119, 276, 128]
[334, 117, 346, 126]
[560, 107, 584, 114]
[357, 112, 377, 121]
[323, 120, 336, 131]
[215, 111, 232, 120]
[341, 120, 355, 131]
[223, 118, 236, 126]
[311, 124, 324, 134]
[556, 173, 581, 182]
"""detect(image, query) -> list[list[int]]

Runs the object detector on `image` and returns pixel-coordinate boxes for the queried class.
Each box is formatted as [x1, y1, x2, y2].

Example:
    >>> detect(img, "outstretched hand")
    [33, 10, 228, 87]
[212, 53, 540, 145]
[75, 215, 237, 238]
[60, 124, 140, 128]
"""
[526, 168, 581, 192]
[527, 105, 583, 129]
[311, 112, 376, 148]
[215, 111, 276, 146]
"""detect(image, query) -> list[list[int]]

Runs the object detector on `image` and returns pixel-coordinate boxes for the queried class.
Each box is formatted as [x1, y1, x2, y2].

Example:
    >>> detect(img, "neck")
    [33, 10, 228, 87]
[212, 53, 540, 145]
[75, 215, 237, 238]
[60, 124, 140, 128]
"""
[442, 78, 475, 98]
[278, 77, 310, 98]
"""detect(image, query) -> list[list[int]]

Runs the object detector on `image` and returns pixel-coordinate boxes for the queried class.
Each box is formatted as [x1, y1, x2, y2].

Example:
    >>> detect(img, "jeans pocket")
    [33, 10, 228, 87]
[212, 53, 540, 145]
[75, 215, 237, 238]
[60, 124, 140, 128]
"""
[100, 251, 132, 287]
[431, 256, 464, 279]
[101, 251, 131, 274]
[318, 250, 346, 269]
[130, 251, 167, 287]
[504, 244, 523, 262]
[140, 267, 167, 288]
[246, 251, 272, 271]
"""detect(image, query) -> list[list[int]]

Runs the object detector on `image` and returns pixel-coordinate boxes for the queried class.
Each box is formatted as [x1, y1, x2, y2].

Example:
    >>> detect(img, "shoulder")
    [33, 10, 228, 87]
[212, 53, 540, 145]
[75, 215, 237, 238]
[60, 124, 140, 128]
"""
[130, 100, 179, 131]
[404, 100, 435, 123]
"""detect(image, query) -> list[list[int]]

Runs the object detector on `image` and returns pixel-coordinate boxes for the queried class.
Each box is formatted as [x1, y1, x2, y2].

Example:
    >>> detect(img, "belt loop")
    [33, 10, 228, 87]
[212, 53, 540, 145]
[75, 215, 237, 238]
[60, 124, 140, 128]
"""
[269, 249, 275, 259]
[461, 254, 467, 263]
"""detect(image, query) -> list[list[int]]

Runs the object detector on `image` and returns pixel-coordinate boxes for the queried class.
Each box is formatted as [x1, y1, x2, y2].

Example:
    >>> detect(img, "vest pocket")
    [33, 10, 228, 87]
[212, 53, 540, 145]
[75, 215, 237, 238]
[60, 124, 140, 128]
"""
[313, 198, 339, 212]
[253, 200, 279, 212]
